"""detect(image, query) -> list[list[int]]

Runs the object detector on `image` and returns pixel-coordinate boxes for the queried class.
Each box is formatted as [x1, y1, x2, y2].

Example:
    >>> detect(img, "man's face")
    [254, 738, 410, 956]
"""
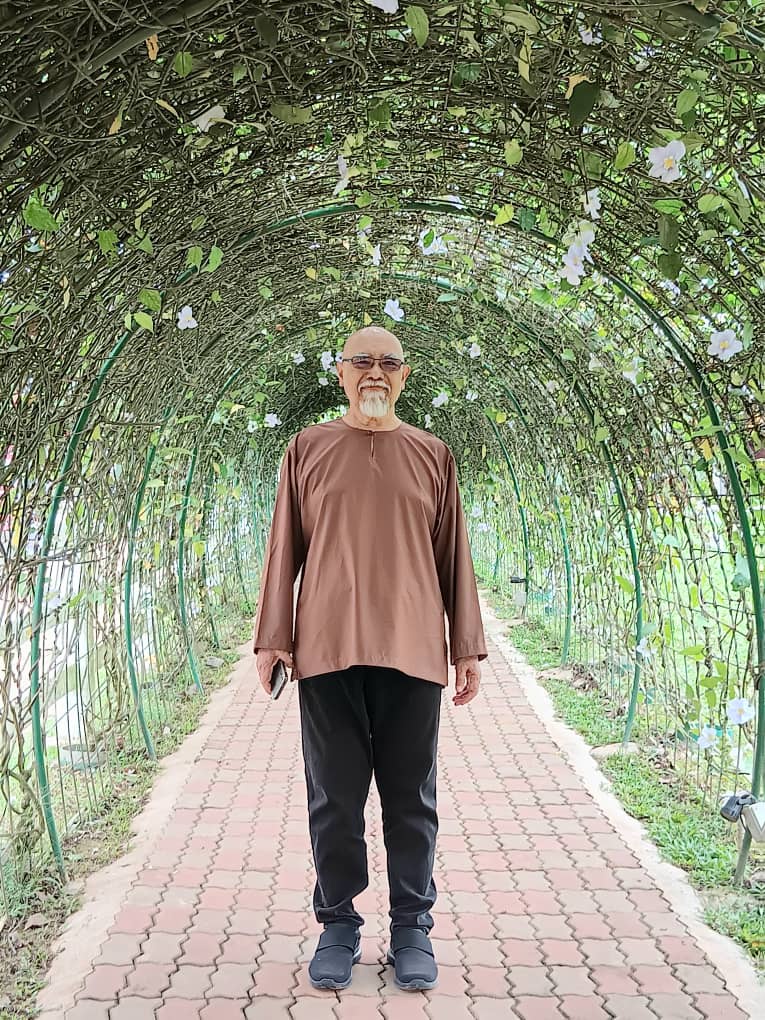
[337, 333, 411, 418]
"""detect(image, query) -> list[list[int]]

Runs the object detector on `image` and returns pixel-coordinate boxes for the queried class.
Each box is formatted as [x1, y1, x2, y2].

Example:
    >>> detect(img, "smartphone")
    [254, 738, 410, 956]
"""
[270, 659, 289, 700]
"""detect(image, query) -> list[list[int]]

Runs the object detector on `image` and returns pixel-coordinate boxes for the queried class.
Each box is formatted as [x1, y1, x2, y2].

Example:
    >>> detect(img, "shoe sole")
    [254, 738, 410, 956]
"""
[386, 949, 438, 990]
[309, 945, 362, 989]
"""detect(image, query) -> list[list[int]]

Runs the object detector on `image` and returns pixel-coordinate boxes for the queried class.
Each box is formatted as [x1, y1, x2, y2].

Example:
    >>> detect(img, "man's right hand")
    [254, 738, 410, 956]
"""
[255, 648, 294, 696]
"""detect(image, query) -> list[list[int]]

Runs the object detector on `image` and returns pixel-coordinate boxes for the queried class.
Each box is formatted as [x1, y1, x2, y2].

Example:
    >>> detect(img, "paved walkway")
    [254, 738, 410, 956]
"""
[38, 594, 761, 1019]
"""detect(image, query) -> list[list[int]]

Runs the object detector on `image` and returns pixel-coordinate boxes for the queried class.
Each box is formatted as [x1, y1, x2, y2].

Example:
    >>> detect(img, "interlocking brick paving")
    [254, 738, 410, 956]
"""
[38, 594, 760, 1019]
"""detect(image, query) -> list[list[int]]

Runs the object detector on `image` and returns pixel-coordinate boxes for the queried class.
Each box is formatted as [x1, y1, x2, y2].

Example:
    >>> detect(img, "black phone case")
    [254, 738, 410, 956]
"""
[270, 659, 288, 699]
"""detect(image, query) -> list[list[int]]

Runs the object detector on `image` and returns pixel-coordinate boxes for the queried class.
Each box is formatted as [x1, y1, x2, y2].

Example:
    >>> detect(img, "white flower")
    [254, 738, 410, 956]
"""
[177, 305, 197, 329]
[559, 242, 590, 285]
[573, 220, 596, 247]
[469, 342, 481, 359]
[264, 413, 282, 428]
[384, 297, 405, 322]
[292, 351, 305, 365]
[635, 636, 651, 659]
[418, 228, 448, 256]
[192, 104, 226, 132]
[318, 376, 329, 386]
[320, 350, 335, 372]
[708, 329, 742, 362]
[332, 154, 350, 197]
[545, 380, 559, 393]
[579, 25, 602, 46]
[622, 356, 642, 385]
[424, 413, 433, 429]
[648, 139, 686, 183]
[582, 188, 601, 220]
[465, 389, 478, 402]
[726, 697, 755, 726]
[697, 725, 718, 751]
[367, 0, 399, 12]
[432, 390, 449, 408]
[588, 354, 604, 372]
[477, 522, 490, 533]
[371, 243, 381, 266]
[246, 419, 259, 433]
[471, 505, 483, 518]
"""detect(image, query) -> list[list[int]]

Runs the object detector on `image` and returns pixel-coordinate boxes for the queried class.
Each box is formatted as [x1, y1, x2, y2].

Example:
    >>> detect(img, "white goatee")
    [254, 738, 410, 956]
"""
[359, 389, 390, 418]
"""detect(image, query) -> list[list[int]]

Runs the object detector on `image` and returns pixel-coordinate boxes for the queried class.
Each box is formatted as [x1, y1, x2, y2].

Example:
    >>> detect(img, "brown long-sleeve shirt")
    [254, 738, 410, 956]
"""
[252, 416, 488, 686]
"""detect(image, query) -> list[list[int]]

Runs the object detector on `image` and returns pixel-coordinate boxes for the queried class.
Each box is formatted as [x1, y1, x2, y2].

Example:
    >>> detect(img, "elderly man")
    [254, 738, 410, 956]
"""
[253, 325, 487, 991]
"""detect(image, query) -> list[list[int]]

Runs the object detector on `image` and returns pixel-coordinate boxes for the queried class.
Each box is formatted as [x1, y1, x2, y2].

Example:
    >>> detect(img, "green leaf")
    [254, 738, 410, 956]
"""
[676, 89, 699, 117]
[186, 245, 203, 269]
[504, 139, 523, 166]
[203, 245, 223, 273]
[270, 102, 313, 125]
[654, 198, 684, 215]
[23, 197, 60, 232]
[698, 193, 724, 214]
[192, 539, 206, 557]
[369, 99, 391, 124]
[659, 214, 679, 253]
[569, 81, 599, 128]
[614, 140, 636, 171]
[502, 5, 540, 33]
[493, 203, 515, 226]
[517, 33, 532, 82]
[173, 51, 193, 78]
[232, 63, 247, 85]
[134, 311, 154, 332]
[518, 207, 536, 231]
[97, 229, 118, 255]
[405, 6, 430, 47]
[594, 425, 610, 442]
[731, 552, 751, 591]
[138, 288, 162, 311]
[680, 644, 705, 660]
[658, 252, 681, 280]
[255, 14, 278, 47]
[454, 63, 481, 87]
[614, 574, 635, 595]
[136, 234, 154, 254]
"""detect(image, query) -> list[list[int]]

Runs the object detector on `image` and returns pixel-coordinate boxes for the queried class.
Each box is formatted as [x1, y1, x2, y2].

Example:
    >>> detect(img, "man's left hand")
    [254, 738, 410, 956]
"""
[453, 656, 481, 706]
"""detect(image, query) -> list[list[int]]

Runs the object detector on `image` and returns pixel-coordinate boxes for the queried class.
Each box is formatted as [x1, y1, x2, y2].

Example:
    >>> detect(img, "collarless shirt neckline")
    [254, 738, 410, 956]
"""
[338, 417, 404, 433]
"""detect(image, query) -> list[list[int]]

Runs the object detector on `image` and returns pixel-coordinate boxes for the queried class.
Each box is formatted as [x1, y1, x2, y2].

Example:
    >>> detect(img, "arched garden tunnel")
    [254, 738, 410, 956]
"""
[1, 0, 763, 936]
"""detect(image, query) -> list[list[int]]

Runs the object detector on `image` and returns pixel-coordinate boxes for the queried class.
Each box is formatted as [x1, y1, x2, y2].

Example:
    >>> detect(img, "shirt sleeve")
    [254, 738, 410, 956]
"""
[431, 447, 488, 665]
[252, 435, 305, 654]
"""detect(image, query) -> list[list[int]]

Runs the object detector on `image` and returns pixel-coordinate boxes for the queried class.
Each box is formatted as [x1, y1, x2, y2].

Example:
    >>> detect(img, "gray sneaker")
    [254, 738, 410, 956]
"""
[308, 922, 362, 989]
[386, 927, 438, 990]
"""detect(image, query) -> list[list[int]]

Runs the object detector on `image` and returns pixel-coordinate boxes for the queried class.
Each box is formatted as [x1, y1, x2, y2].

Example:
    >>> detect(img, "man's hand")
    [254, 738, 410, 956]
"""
[453, 655, 481, 706]
[255, 648, 294, 696]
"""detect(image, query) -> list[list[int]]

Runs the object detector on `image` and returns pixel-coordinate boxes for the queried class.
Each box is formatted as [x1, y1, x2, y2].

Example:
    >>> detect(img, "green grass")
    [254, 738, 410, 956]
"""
[543, 678, 623, 746]
[602, 753, 737, 887]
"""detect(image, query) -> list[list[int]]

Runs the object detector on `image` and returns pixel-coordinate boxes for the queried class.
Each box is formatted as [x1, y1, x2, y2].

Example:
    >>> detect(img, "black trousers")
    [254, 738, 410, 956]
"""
[298, 664, 443, 933]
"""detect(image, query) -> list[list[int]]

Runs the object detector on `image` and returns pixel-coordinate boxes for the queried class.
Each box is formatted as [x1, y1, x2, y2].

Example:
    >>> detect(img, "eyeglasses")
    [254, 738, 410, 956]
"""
[341, 355, 406, 372]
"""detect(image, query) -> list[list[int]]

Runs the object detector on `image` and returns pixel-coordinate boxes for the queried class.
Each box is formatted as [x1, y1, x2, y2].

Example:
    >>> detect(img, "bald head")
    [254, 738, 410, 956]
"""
[336, 323, 412, 428]
[342, 325, 404, 360]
